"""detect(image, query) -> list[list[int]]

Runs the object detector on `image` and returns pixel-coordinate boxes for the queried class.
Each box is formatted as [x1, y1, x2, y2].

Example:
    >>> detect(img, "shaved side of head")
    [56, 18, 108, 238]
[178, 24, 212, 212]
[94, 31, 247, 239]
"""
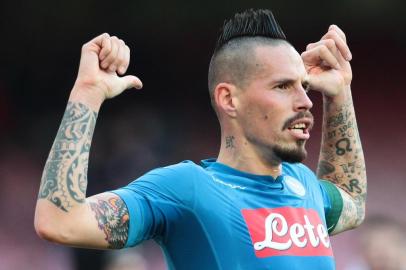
[208, 9, 289, 114]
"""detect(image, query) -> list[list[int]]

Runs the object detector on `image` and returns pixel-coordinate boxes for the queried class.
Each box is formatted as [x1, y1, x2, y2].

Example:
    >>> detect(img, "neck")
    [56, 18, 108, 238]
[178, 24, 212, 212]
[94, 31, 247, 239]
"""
[217, 133, 282, 178]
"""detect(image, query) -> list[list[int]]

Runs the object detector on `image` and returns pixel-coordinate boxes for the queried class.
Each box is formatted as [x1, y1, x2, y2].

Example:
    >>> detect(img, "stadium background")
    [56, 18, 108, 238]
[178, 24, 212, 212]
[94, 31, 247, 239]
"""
[0, 0, 405, 269]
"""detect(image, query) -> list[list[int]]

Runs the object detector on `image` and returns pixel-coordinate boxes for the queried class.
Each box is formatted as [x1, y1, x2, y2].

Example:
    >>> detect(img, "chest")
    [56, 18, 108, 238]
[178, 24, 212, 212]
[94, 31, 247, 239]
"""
[191, 175, 332, 265]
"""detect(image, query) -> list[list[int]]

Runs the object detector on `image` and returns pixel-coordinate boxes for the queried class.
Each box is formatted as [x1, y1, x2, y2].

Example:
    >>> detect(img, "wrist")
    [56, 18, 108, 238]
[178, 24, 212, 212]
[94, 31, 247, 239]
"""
[323, 85, 352, 105]
[69, 84, 105, 112]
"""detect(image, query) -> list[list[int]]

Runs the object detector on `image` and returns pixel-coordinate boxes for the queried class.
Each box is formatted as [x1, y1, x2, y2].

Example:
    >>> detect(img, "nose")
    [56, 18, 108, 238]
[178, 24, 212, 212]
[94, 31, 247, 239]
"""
[294, 86, 313, 112]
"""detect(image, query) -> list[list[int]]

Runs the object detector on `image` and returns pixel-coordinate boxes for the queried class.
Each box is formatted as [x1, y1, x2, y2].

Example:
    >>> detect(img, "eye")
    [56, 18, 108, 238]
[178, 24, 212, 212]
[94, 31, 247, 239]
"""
[277, 83, 289, 90]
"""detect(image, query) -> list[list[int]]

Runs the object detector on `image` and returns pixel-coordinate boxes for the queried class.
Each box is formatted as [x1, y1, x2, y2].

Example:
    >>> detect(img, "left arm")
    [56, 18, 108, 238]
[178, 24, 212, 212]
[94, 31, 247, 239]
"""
[302, 25, 366, 234]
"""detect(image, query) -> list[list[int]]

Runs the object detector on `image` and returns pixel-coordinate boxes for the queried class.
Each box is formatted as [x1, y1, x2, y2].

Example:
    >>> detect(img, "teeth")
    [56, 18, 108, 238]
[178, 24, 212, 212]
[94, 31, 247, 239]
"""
[292, 123, 306, 129]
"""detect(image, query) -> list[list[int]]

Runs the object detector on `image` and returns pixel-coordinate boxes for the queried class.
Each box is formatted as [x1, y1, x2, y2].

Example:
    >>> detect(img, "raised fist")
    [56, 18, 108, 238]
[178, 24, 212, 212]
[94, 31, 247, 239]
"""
[71, 33, 143, 107]
[301, 25, 352, 97]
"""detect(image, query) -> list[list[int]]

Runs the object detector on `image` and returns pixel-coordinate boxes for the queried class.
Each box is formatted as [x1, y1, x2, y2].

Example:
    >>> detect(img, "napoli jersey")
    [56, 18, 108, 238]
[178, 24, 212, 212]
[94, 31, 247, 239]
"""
[112, 159, 337, 270]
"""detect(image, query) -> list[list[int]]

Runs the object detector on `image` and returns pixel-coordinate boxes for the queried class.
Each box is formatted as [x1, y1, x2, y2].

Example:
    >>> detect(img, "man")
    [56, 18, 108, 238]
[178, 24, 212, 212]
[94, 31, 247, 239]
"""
[35, 9, 366, 269]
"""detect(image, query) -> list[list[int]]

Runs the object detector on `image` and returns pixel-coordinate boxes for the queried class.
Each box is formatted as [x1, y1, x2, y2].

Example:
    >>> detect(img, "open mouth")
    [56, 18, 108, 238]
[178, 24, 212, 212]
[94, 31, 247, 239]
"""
[287, 119, 312, 140]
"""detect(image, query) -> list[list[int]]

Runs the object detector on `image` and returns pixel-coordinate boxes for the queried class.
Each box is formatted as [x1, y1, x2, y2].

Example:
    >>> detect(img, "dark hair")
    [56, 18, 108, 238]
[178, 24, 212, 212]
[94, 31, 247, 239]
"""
[214, 9, 287, 53]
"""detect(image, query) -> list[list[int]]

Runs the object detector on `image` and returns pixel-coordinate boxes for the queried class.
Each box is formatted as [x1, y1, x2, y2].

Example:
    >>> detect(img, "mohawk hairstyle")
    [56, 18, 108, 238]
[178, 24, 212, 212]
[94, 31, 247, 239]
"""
[208, 9, 290, 118]
[214, 9, 287, 53]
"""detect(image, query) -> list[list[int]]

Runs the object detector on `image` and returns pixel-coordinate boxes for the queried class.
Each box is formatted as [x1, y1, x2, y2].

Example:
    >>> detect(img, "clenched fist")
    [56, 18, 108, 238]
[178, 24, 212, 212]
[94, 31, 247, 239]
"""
[301, 25, 352, 98]
[70, 33, 143, 111]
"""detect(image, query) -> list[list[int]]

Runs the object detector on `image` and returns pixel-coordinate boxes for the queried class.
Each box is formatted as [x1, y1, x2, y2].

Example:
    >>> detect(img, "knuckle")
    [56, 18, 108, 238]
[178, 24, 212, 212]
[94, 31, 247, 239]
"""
[104, 43, 112, 53]
[102, 55, 112, 64]
[323, 32, 332, 40]
[319, 45, 329, 54]
[324, 39, 335, 48]
[104, 37, 112, 47]
[328, 30, 339, 39]
[115, 54, 124, 65]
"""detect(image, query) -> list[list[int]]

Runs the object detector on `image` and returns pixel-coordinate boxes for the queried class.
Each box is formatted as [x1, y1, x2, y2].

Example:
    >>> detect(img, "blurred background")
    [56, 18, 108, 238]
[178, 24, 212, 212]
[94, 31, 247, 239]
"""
[1, 0, 405, 269]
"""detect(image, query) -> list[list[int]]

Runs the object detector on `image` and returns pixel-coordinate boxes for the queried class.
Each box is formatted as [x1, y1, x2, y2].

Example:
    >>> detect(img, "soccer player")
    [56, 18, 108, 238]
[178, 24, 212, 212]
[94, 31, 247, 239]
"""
[34, 9, 366, 269]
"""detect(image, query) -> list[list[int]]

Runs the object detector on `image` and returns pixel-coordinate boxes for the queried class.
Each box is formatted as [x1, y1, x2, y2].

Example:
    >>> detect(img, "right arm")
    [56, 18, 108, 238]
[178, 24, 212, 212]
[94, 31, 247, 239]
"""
[34, 33, 142, 249]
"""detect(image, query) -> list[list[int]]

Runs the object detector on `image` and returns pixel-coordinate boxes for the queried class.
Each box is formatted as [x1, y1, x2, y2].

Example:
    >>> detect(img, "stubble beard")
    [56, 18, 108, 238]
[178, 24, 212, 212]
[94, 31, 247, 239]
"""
[272, 139, 307, 164]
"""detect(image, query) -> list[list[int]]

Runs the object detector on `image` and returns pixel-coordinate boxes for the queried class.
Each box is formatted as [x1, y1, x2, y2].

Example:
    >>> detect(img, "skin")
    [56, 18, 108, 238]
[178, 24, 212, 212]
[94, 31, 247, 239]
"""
[34, 25, 366, 249]
[216, 44, 313, 176]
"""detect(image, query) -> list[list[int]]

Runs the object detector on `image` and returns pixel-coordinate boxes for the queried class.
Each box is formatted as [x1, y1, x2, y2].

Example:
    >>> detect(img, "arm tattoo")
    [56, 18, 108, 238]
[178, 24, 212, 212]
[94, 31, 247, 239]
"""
[38, 102, 98, 212]
[318, 94, 367, 228]
[318, 160, 335, 176]
[89, 197, 129, 249]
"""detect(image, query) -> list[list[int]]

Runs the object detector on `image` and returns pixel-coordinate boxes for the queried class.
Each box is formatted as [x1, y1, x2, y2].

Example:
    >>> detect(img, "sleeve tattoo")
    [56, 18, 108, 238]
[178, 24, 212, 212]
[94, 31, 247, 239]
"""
[37, 101, 130, 248]
[38, 102, 98, 212]
[318, 98, 367, 228]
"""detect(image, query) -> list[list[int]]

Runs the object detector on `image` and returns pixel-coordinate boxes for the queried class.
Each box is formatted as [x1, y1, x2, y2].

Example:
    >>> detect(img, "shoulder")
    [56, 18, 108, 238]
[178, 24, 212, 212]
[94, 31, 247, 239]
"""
[145, 160, 203, 179]
[116, 160, 203, 208]
[125, 160, 204, 191]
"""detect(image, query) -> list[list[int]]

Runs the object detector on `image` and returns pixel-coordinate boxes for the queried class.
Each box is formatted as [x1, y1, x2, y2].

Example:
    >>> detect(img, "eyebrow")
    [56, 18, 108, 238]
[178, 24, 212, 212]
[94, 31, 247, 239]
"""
[273, 79, 296, 85]
[272, 78, 309, 86]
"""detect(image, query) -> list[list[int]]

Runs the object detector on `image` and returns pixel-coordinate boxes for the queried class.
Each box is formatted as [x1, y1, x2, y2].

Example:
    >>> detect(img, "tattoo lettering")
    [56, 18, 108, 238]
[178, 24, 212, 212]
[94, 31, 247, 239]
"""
[341, 179, 362, 194]
[340, 162, 356, 174]
[335, 138, 352, 156]
[338, 120, 353, 137]
[327, 130, 336, 139]
[225, 136, 235, 149]
[38, 102, 98, 212]
[90, 197, 129, 249]
[327, 110, 350, 128]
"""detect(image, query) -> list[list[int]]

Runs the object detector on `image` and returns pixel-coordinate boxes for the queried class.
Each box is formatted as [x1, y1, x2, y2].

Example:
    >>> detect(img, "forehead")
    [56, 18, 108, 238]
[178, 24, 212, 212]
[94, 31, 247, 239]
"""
[253, 43, 306, 81]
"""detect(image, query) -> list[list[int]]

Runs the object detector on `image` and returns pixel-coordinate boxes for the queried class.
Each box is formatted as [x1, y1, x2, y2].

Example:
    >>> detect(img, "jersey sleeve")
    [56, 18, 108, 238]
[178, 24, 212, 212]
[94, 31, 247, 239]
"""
[289, 163, 344, 234]
[319, 180, 344, 234]
[110, 161, 197, 248]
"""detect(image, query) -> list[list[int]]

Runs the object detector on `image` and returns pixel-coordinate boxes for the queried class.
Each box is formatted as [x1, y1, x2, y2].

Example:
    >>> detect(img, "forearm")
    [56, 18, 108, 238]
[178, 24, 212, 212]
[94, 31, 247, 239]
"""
[34, 33, 138, 248]
[317, 87, 366, 222]
[37, 96, 99, 212]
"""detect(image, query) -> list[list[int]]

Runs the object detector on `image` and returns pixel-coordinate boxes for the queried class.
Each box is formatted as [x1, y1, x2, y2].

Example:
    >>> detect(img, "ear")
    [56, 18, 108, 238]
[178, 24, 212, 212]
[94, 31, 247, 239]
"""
[214, 82, 239, 118]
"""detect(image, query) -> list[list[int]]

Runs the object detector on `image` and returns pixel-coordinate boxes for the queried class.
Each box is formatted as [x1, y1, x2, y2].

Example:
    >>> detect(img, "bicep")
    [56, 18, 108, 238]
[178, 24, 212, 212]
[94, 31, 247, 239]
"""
[60, 192, 130, 249]
[86, 192, 130, 249]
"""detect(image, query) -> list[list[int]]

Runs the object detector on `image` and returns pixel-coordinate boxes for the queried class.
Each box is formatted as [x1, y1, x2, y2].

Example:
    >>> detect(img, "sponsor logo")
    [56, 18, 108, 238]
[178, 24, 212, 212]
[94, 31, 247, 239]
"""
[241, 207, 333, 257]
[284, 176, 306, 197]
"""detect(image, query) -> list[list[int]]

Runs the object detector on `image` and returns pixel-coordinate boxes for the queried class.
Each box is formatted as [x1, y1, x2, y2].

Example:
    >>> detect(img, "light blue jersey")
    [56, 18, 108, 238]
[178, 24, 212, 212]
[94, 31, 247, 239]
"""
[112, 159, 342, 270]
